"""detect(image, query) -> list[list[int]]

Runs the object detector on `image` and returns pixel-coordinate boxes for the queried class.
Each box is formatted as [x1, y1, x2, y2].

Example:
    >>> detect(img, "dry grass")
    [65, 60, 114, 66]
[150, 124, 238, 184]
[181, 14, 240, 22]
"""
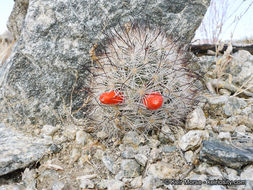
[0, 31, 15, 65]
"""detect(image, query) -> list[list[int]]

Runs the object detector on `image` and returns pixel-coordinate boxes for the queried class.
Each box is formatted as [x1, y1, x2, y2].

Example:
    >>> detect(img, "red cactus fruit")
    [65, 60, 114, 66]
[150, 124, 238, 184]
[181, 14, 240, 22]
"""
[143, 92, 163, 110]
[99, 90, 124, 104]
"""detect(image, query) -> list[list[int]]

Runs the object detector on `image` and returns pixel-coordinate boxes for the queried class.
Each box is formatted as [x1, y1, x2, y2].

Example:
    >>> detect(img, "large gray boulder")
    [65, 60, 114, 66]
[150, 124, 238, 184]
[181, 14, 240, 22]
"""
[0, 0, 210, 131]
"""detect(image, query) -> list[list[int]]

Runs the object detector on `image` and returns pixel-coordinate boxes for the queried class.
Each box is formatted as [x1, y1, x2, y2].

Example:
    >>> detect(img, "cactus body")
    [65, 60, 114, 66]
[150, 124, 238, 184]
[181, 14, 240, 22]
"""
[89, 23, 199, 138]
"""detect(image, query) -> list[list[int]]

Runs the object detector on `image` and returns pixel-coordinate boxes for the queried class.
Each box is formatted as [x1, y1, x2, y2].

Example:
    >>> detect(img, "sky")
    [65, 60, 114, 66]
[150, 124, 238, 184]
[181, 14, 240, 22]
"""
[0, 1, 14, 34]
[0, 0, 253, 41]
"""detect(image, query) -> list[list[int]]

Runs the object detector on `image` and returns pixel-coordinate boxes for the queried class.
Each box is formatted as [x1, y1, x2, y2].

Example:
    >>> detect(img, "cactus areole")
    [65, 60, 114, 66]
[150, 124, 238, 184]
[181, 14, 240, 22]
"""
[99, 91, 124, 104]
[143, 92, 163, 110]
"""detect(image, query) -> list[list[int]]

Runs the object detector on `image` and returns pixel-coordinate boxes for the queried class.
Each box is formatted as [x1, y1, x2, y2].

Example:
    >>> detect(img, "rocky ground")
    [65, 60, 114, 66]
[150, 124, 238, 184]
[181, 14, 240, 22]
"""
[0, 49, 252, 190]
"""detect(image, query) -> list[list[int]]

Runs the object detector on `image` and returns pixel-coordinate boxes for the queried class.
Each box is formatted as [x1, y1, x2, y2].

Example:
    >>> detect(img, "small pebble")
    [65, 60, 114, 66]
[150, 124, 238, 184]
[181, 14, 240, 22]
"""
[218, 132, 231, 140]
[102, 156, 116, 174]
[41, 125, 60, 136]
[134, 154, 147, 166]
[184, 151, 194, 163]
[178, 130, 209, 151]
[121, 159, 141, 178]
[186, 107, 206, 130]
[131, 176, 143, 188]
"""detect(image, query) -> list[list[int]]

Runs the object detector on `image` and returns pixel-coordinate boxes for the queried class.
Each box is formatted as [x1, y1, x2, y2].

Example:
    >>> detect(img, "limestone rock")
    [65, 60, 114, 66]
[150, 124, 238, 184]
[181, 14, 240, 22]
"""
[178, 130, 209, 151]
[186, 107, 206, 130]
[121, 159, 141, 178]
[148, 161, 179, 179]
[0, 123, 49, 176]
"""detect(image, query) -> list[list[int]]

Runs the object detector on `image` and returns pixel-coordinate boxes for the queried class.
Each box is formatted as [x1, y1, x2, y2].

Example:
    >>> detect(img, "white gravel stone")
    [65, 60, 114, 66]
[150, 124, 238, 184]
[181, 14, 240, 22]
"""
[102, 156, 116, 174]
[134, 154, 148, 166]
[107, 180, 125, 190]
[186, 107, 206, 130]
[148, 161, 179, 179]
[225, 167, 239, 180]
[122, 131, 144, 147]
[71, 148, 81, 162]
[75, 130, 89, 145]
[240, 165, 253, 180]
[184, 151, 194, 163]
[217, 132, 231, 140]
[41, 125, 60, 136]
[178, 130, 209, 151]
[121, 159, 141, 178]
[97, 131, 108, 140]
[206, 166, 223, 177]
[77, 178, 94, 189]
[235, 125, 247, 133]
[131, 176, 143, 188]
[52, 181, 65, 190]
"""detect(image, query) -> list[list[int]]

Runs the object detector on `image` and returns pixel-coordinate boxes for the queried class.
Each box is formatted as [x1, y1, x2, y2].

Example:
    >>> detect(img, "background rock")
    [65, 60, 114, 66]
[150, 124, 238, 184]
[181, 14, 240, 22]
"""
[0, 0, 210, 131]
[0, 123, 49, 176]
[7, 0, 29, 40]
[200, 140, 253, 169]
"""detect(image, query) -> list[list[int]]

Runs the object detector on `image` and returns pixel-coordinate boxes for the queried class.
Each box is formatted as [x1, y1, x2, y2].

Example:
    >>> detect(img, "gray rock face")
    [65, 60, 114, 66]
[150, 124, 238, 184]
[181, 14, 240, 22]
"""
[0, 123, 49, 176]
[7, 0, 29, 40]
[0, 0, 210, 130]
[200, 140, 253, 169]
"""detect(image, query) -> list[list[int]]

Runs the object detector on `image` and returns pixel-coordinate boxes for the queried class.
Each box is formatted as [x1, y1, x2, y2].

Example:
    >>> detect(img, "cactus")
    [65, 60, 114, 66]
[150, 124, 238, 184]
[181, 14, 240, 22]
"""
[87, 22, 199, 138]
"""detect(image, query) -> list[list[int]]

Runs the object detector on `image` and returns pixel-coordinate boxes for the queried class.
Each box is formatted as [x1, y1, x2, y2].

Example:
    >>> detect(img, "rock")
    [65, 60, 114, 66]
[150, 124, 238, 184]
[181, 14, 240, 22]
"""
[223, 97, 247, 116]
[106, 180, 124, 190]
[148, 138, 161, 148]
[206, 95, 229, 105]
[97, 131, 108, 140]
[159, 125, 175, 143]
[195, 162, 209, 174]
[184, 151, 194, 163]
[22, 168, 37, 190]
[94, 149, 104, 160]
[227, 50, 253, 91]
[115, 171, 124, 181]
[122, 131, 144, 147]
[219, 89, 231, 96]
[41, 125, 60, 136]
[235, 125, 247, 133]
[148, 161, 179, 179]
[0, 0, 210, 131]
[77, 177, 95, 189]
[240, 165, 253, 180]
[71, 148, 81, 163]
[138, 146, 151, 157]
[142, 176, 161, 190]
[121, 159, 141, 178]
[149, 148, 162, 162]
[134, 154, 148, 166]
[224, 167, 239, 180]
[200, 140, 253, 169]
[121, 147, 136, 159]
[178, 130, 209, 151]
[160, 145, 177, 153]
[0, 184, 25, 190]
[206, 166, 223, 177]
[52, 181, 66, 190]
[186, 107, 206, 130]
[102, 156, 116, 174]
[7, 0, 29, 40]
[63, 125, 77, 140]
[217, 132, 231, 140]
[75, 130, 90, 145]
[131, 176, 143, 188]
[0, 123, 49, 176]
